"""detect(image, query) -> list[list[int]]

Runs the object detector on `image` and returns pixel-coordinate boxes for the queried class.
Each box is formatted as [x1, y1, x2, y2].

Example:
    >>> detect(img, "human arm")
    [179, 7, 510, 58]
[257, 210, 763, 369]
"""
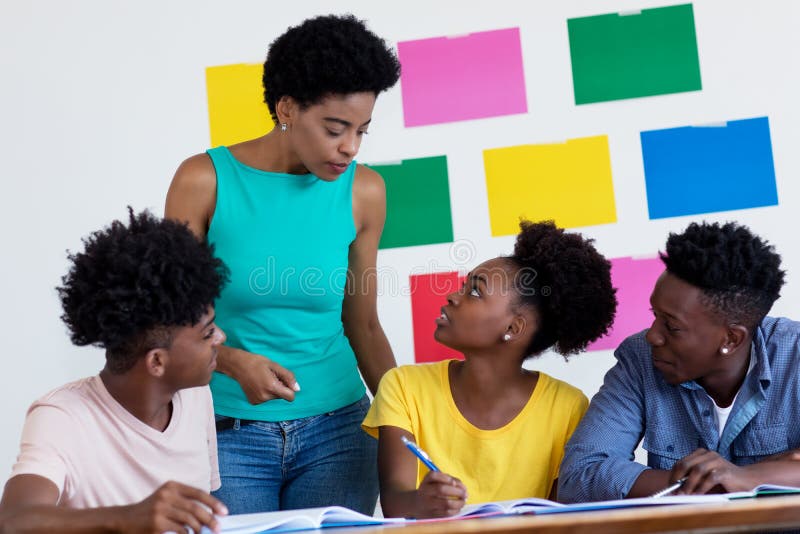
[213, 345, 299, 403]
[362, 367, 466, 517]
[0, 476, 227, 534]
[662, 447, 800, 495]
[558, 339, 651, 502]
[165, 155, 298, 403]
[627, 469, 672, 498]
[377, 426, 467, 518]
[342, 165, 397, 395]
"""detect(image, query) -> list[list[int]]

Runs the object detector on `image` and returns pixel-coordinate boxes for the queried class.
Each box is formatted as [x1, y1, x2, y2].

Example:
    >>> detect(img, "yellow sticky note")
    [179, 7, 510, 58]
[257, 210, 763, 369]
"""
[206, 63, 274, 147]
[483, 135, 617, 236]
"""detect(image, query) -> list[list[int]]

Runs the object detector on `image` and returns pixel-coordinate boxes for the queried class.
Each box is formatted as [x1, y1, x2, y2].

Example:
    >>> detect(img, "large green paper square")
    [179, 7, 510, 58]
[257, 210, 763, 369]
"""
[365, 156, 454, 249]
[568, 4, 702, 104]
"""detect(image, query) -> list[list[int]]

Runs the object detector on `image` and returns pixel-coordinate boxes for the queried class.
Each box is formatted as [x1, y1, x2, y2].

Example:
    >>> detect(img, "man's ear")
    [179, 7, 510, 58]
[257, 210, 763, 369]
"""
[143, 348, 167, 378]
[721, 323, 749, 354]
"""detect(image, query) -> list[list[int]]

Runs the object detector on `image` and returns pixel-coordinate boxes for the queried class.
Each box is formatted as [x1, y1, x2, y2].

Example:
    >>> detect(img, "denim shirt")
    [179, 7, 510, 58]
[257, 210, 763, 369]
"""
[558, 317, 800, 503]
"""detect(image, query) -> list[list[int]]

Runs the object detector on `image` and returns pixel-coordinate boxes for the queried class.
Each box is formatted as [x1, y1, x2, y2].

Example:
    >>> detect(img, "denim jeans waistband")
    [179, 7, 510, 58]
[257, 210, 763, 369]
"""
[215, 417, 256, 432]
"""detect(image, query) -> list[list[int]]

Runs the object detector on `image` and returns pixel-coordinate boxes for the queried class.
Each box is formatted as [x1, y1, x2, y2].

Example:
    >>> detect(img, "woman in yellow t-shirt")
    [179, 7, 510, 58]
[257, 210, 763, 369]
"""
[363, 221, 617, 519]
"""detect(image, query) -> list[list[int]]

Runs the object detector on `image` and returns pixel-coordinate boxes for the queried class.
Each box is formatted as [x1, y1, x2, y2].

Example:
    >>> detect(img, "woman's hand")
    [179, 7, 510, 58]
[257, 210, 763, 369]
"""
[217, 346, 299, 404]
[412, 471, 468, 519]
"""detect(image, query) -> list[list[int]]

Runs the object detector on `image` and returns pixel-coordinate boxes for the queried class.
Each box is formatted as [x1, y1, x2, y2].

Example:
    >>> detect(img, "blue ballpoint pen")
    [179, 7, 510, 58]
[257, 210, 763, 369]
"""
[400, 435, 440, 472]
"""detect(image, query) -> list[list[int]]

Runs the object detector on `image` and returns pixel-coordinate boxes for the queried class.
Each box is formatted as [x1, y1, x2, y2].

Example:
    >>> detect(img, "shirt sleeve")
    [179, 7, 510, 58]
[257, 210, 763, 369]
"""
[558, 340, 650, 503]
[10, 403, 74, 499]
[361, 367, 414, 439]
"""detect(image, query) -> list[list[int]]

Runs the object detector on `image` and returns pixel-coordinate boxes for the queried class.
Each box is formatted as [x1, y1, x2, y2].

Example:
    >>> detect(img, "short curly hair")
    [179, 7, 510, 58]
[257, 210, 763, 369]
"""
[57, 208, 228, 373]
[509, 221, 617, 357]
[660, 221, 784, 329]
[262, 14, 401, 123]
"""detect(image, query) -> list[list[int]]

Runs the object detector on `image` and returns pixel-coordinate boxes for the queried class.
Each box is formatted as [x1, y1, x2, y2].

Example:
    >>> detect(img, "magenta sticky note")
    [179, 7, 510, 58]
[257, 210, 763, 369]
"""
[588, 256, 664, 352]
[398, 27, 528, 127]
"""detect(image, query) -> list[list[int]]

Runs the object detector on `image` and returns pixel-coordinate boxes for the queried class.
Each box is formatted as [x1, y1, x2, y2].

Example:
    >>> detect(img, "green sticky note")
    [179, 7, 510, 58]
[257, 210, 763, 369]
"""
[365, 156, 454, 249]
[568, 4, 702, 104]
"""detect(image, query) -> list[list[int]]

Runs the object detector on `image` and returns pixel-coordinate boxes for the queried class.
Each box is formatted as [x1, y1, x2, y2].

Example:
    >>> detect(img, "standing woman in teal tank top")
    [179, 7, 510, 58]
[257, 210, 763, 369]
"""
[165, 15, 400, 514]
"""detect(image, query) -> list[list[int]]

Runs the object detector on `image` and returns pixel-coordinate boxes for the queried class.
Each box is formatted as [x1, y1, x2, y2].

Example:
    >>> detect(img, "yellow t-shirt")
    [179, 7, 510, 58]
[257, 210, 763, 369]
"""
[362, 360, 588, 504]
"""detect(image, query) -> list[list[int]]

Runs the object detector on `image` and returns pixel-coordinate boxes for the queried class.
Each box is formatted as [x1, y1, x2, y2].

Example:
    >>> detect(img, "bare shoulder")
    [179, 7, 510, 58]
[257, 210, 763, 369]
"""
[170, 153, 217, 194]
[165, 153, 217, 238]
[353, 164, 386, 203]
[351, 165, 387, 234]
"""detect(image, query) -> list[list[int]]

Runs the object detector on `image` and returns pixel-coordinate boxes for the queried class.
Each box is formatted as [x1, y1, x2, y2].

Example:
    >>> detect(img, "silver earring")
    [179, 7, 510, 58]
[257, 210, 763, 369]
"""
[280, 123, 287, 132]
[721, 347, 729, 355]
[503, 334, 511, 341]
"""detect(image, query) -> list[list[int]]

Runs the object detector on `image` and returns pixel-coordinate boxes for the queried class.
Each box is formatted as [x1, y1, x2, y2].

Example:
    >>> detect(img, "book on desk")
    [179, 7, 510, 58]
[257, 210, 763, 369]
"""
[207, 485, 800, 533]
[212, 506, 405, 533]
[724, 483, 800, 500]
[458, 493, 728, 517]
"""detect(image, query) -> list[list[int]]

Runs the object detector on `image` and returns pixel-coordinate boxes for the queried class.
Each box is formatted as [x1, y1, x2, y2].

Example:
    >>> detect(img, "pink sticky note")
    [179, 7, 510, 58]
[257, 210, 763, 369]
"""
[410, 272, 466, 363]
[398, 28, 528, 127]
[588, 256, 664, 352]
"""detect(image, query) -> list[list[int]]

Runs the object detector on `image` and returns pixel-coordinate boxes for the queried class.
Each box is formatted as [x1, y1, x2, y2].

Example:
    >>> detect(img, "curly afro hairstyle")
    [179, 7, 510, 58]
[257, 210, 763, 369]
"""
[262, 14, 400, 123]
[660, 221, 784, 329]
[57, 208, 228, 374]
[508, 221, 617, 358]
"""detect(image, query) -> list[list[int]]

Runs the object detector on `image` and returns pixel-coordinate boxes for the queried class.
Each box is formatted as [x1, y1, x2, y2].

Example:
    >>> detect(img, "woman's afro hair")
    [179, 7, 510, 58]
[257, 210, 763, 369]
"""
[262, 14, 400, 122]
[660, 221, 784, 328]
[510, 220, 617, 357]
[57, 208, 228, 372]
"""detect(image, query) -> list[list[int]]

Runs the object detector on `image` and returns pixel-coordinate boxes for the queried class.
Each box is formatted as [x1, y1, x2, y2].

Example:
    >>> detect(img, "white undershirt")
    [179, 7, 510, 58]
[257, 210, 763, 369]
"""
[708, 347, 756, 436]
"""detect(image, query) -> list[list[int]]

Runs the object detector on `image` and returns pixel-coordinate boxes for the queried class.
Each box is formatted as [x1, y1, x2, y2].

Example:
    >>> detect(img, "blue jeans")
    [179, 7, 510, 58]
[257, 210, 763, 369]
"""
[213, 395, 378, 514]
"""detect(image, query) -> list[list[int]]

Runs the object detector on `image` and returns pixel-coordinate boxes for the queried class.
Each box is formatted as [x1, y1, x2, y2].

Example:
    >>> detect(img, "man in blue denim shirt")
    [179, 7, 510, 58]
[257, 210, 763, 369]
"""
[559, 222, 800, 503]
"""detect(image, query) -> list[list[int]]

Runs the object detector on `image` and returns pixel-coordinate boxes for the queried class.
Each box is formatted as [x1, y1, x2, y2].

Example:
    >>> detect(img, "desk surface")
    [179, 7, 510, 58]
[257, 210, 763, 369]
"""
[336, 495, 800, 534]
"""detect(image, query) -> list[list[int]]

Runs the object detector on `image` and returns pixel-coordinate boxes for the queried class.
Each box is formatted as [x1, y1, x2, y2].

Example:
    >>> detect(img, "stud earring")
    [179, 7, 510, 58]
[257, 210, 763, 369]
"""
[721, 347, 730, 355]
[280, 123, 287, 132]
[503, 334, 511, 341]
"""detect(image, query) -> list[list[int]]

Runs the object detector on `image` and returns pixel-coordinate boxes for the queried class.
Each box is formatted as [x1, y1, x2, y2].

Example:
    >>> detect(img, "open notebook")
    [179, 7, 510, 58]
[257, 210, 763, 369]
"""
[458, 493, 729, 517]
[209, 506, 406, 534]
[209, 493, 730, 533]
[204, 486, 800, 533]
[724, 484, 800, 500]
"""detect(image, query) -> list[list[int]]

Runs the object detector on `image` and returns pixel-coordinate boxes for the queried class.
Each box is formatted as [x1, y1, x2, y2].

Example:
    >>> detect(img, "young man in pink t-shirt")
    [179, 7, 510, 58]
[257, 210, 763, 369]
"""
[0, 209, 230, 533]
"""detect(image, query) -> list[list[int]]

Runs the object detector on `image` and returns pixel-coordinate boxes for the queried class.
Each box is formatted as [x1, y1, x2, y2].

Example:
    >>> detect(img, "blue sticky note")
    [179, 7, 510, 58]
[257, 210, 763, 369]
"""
[641, 117, 778, 219]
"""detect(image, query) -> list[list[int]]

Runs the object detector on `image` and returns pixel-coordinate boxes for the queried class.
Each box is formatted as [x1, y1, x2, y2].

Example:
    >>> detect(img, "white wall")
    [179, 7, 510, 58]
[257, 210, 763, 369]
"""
[2, 0, 798, 476]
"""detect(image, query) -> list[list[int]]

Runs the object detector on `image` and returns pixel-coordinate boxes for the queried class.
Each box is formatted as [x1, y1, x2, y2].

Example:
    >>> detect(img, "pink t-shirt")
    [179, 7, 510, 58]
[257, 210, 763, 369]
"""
[10, 376, 220, 508]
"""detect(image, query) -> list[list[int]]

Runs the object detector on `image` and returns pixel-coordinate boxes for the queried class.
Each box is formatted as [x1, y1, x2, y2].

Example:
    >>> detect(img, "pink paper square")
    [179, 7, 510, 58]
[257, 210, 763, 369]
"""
[410, 272, 466, 363]
[588, 256, 664, 352]
[398, 28, 528, 127]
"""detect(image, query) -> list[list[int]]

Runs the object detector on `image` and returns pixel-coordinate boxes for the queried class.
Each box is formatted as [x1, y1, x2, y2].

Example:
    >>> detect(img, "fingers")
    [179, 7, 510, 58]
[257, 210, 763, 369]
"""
[158, 482, 226, 533]
[269, 361, 300, 394]
[271, 380, 297, 401]
[174, 483, 228, 516]
[670, 448, 711, 485]
[419, 471, 468, 516]
[240, 358, 298, 403]
[671, 450, 737, 494]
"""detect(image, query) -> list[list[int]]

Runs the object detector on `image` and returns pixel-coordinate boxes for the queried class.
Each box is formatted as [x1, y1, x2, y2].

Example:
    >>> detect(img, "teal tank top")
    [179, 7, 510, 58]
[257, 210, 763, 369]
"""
[206, 146, 365, 420]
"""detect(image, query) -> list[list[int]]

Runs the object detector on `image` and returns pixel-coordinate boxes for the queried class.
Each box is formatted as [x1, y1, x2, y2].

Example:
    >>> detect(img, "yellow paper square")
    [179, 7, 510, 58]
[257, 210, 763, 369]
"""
[206, 63, 274, 147]
[483, 135, 617, 236]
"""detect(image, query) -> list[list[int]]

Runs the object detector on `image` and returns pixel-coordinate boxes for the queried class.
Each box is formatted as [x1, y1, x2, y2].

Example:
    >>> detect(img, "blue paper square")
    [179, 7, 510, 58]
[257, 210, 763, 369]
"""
[641, 117, 778, 219]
